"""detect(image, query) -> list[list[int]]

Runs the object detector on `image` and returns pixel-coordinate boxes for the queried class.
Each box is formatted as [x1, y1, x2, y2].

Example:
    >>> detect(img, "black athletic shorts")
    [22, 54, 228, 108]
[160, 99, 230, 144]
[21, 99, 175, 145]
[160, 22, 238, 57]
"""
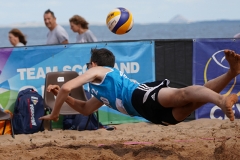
[131, 79, 181, 126]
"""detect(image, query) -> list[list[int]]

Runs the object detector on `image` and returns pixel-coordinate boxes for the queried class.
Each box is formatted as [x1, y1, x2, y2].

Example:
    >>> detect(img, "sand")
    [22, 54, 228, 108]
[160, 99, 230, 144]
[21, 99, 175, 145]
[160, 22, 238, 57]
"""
[0, 119, 240, 160]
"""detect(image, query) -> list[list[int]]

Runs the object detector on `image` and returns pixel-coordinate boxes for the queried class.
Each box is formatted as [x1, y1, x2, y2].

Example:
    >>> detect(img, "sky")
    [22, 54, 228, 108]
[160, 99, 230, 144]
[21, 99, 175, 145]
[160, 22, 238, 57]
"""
[0, 0, 240, 27]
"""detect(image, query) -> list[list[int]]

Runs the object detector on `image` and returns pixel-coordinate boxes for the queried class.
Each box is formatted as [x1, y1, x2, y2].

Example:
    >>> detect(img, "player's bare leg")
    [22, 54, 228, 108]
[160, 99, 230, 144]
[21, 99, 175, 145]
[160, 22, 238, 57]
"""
[172, 92, 238, 122]
[172, 50, 240, 122]
[204, 50, 240, 92]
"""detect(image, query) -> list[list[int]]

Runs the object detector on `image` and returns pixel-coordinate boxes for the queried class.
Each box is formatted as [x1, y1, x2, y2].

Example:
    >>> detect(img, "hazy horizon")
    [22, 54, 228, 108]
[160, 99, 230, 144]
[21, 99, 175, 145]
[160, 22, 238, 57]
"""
[0, 0, 240, 26]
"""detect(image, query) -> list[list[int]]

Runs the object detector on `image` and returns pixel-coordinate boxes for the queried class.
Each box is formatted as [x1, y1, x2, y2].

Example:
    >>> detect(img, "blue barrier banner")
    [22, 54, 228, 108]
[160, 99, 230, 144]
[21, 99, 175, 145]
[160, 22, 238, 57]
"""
[0, 41, 155, 125]
[193, 39, 240, 120]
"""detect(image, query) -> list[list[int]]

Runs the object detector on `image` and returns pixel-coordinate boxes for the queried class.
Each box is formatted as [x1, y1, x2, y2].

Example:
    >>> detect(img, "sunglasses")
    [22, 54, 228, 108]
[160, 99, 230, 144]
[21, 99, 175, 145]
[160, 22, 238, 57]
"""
[86, 63, 92, 69]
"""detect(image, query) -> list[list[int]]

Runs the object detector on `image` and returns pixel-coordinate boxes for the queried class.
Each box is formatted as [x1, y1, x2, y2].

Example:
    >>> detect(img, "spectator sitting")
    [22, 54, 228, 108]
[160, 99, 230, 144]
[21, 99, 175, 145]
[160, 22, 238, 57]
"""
[69, 15, 97, 43]
[8, 29, 27, 47]
[44, 9, 69, 45]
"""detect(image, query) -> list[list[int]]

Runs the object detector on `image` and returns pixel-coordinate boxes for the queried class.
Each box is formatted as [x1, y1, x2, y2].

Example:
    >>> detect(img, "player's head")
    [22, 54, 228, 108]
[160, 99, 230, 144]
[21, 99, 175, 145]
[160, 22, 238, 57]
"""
[87, 48, 115, 69]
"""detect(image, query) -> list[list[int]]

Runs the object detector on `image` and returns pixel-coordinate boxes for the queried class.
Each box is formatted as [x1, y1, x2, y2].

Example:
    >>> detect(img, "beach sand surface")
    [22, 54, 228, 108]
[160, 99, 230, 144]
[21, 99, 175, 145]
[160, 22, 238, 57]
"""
[0, 119, 240, 160]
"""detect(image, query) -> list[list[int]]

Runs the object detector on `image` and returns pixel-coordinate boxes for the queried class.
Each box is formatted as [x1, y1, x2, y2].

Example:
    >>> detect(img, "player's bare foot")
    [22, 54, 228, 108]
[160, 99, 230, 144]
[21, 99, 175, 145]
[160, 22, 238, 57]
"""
[224, 50, 240, 76]
[219, 94, 238, 121]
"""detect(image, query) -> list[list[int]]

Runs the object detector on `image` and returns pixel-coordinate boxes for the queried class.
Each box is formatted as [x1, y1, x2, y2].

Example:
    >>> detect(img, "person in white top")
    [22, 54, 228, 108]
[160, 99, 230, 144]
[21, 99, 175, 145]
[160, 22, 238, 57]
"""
[8, 28, 27, 47]
[44, 9, 69, 45]
[69, 15, 97, 43]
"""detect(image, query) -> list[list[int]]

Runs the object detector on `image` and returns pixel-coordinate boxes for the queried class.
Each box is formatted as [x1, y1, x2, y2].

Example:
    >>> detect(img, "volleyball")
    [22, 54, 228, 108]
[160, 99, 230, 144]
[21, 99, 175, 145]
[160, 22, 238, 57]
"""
[106, 7, 133, 35]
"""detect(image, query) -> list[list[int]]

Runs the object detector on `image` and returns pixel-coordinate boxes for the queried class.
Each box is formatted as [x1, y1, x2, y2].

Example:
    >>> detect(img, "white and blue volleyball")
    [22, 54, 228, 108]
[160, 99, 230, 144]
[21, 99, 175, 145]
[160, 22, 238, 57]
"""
[106, 7, 133, 35]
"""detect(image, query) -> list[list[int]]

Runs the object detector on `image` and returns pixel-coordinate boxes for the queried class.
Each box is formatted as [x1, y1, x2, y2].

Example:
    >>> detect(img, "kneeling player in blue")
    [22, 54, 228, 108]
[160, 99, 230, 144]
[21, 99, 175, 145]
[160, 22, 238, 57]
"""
[40, 48, 240, 125]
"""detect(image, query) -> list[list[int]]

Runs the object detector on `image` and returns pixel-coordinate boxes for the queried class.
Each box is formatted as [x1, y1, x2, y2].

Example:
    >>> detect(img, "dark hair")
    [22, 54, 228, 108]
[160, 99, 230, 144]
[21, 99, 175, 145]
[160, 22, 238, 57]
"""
[90, 48, 115, 67]
[9, 28, 27, 45]
[44, 9, 55, 18]
[69, 15, 89, 29]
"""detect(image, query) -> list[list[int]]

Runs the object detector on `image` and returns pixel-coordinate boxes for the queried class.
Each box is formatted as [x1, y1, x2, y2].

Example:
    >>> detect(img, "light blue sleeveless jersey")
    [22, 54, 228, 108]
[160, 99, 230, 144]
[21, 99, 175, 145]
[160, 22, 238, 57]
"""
[89, 67, 141, 116]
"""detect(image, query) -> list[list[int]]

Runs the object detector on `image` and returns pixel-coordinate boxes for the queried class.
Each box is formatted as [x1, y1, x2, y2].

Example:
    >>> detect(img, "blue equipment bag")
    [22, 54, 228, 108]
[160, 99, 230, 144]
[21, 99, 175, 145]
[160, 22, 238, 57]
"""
[63, 113, 102, 131]
[63, 90, 103, 131]
[12, 88, 44, 134]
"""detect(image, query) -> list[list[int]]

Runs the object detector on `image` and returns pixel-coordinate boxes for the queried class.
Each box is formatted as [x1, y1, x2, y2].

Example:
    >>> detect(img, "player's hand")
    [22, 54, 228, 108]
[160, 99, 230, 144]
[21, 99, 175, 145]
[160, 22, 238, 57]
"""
[47, 85, 60, 96]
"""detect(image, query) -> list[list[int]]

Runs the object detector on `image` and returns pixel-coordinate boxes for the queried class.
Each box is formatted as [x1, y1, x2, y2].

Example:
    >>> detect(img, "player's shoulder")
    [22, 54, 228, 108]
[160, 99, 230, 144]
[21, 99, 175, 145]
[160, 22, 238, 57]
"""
[90, 66, 113, 74]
